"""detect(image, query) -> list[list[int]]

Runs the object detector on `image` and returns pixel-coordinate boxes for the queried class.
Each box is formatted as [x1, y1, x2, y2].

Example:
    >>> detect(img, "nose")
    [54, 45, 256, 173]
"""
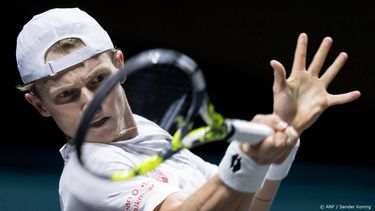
[81, 87, 96, 112]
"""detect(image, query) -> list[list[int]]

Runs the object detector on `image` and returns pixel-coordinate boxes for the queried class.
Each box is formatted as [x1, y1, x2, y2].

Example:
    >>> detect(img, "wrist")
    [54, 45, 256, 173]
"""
[291, 118, 305, 135]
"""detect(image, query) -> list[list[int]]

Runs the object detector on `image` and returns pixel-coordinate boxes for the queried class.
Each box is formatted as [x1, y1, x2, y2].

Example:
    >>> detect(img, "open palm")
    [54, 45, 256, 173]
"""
[271, 33, 360, 134]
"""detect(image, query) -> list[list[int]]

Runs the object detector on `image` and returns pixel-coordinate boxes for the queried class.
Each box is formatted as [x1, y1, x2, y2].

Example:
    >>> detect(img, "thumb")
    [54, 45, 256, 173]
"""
[270, 60, 287, 92]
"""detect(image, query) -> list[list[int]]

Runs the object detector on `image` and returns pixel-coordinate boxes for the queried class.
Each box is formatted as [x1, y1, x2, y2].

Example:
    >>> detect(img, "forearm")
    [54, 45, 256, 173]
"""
[249, 139, 300, 210]
[160, 116, 299, 211]
[159, 141, 269, 211]
[183, 177, 280, 211]
[250, 180, 281, 211]
[182, 175, 254, 211]
[158, 175, 255, 211]
[160, 171, 281, 211]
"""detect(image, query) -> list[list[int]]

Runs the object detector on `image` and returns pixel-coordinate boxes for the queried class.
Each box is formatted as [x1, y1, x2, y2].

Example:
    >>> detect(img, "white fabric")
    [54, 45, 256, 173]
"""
[16, 8, 114, 83]
[265, 139, 300, 181]
[218, 141, 269, 193]
[59, 115, 218, 211]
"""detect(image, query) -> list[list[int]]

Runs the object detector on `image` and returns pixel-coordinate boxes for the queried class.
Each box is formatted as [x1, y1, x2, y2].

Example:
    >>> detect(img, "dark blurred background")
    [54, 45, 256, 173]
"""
[1, 1, 374, 210]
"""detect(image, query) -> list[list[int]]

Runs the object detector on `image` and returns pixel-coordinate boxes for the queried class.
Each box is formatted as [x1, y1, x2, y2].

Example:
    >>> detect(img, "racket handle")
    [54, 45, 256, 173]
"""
[225, 119, 274, 145]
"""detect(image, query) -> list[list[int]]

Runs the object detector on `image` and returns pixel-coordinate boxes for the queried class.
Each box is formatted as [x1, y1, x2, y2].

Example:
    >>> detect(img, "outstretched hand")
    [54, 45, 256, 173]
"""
[271, 33, 360, 135]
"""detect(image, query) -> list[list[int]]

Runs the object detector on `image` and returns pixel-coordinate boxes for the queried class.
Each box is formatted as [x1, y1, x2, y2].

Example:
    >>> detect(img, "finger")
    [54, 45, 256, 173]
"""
[270, 131, 291, 163]
[261, 132, 286, 163]
[273, 127, 299, 164]
[285, 126, 299, 145]
[308, 37, 333, 77]
[273, 148, 290, 164]
[327, 91, 361, 107]
[273, 131, 288, 149]
[320, 52, 348, 87]
[270, 60, 287, 92]
[291, 33, 308, 73]
[244, 135, 274, 165]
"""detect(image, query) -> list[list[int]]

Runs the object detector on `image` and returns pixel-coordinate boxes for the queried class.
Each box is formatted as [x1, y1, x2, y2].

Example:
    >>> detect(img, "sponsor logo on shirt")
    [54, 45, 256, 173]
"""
[125, 181, 155, 211]
[149, 169, 169, 183]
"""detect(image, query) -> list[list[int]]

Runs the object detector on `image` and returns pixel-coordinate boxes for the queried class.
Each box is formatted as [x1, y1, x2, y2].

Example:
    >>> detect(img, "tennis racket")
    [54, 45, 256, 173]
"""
[74, 48, 274, 181]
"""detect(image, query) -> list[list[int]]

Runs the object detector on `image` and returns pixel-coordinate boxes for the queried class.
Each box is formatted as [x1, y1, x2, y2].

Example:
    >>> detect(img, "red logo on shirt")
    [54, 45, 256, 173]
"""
[125, 181, 155, 211]
[150, 169, 169, 183]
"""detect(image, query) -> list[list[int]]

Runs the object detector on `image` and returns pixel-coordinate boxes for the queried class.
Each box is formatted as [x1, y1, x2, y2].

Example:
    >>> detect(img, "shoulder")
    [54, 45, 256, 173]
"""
[133, 114, 172, 138]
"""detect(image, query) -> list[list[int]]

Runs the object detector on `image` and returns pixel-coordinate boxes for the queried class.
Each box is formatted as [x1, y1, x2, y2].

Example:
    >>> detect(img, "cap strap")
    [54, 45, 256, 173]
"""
[44, 47, 109, 76]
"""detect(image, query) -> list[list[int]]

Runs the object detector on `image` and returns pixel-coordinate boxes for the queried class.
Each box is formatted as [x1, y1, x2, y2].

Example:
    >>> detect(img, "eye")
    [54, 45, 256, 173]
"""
[58, 90, 74, 98]
[93, 74, 106, 84]
[90, 73, 108, 88]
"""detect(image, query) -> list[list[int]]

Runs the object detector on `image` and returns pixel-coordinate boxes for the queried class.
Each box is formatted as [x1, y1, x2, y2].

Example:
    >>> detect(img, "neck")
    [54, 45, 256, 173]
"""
[113, 99, 139, 141]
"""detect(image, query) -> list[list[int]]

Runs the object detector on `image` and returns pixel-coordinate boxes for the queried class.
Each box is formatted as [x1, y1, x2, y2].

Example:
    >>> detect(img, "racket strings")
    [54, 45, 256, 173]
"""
[124, 65, 193, 133]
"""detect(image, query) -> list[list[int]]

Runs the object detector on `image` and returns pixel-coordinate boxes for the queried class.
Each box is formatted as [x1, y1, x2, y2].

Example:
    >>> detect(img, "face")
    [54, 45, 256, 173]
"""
[27, 49, 136, 143]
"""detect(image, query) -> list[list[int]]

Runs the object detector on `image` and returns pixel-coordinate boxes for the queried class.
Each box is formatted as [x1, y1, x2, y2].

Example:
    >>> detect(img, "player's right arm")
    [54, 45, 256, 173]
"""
[156, 114, 298, 211]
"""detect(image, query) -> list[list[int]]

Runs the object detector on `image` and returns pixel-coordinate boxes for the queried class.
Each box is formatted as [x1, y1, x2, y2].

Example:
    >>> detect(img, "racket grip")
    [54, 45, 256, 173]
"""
[225, 119, 274, 145]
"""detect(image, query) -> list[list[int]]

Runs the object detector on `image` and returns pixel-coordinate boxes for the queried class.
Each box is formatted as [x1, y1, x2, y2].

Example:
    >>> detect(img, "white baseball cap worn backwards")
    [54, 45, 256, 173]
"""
[16, 8, 114, 84]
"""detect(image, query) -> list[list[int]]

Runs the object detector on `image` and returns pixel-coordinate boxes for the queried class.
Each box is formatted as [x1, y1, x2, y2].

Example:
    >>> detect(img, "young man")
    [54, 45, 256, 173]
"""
[16, 8, 360, 211]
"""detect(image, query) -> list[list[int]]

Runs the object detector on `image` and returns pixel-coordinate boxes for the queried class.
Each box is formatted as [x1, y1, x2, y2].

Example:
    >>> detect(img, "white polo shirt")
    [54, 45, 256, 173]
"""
[59, 115, 218, 211]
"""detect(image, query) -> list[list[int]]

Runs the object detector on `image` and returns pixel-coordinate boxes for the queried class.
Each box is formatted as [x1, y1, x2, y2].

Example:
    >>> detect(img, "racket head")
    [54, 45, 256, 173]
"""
[123, 48, 207, 134]
[73, 48, 208, 177]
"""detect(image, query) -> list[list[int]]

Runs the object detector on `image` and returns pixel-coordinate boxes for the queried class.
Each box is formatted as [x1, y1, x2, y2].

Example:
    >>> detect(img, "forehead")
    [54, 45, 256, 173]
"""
[42, 52, 113, 88]
[45, 40, 86, 62]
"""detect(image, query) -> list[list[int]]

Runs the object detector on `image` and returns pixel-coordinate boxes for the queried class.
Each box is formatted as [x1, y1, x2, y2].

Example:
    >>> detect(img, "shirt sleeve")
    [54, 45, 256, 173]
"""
[180, 149, 218, 180]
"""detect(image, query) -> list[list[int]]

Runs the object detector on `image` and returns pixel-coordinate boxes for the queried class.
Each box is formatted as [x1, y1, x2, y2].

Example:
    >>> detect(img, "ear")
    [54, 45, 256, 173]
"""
[113, 50, 126, 83]
[25, 93, 51, 117]
[113, 50, 125, 68]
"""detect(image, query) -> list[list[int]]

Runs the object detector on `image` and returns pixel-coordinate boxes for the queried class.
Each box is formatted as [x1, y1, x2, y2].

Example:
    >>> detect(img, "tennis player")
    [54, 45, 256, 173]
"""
[15, 8, 360, 211]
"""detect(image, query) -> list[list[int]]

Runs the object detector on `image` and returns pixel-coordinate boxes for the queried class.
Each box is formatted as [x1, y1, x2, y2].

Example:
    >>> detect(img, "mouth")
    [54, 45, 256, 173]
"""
[89, 117, 110, 128]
